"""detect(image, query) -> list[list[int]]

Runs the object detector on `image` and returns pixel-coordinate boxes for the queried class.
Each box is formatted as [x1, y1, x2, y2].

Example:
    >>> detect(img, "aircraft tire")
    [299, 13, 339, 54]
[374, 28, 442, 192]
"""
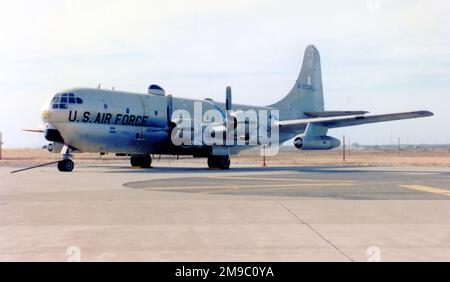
[57, 159, 74, 172]
[130, 155, 152, 168]
[207, 156, 216, 169]
[208, 156, 230, 170]
[141, 155, 152, 168]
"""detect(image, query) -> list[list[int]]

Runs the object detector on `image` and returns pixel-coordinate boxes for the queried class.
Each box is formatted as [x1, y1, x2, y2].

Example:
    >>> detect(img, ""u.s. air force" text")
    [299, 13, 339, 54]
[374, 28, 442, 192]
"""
[68, 110, 148, 126]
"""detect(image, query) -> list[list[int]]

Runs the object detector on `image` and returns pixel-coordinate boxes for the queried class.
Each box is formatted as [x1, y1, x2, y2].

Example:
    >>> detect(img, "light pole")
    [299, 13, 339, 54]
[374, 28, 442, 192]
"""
[343, 135, 346, 162]
[262, 145, 267, 167]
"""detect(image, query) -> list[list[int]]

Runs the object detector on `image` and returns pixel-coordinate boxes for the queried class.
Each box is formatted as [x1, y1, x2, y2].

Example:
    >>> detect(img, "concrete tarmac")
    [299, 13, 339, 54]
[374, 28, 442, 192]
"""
[1, 163, 450, 261]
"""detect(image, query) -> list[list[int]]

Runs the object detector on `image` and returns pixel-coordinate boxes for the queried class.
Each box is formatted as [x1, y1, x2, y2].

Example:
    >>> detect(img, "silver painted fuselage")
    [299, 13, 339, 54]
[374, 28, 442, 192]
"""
[41, 88, 301, 155]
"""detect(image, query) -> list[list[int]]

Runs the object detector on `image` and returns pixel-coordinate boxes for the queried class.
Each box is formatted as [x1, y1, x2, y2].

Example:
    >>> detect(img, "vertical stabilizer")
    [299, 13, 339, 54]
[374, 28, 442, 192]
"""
[271, 45, 324, 119]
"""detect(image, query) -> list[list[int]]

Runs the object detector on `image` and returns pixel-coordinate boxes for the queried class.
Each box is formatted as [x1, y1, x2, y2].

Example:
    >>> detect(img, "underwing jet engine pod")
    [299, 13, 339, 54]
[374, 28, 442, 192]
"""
[294, 135, 341, 150]
[24, 45, 433, 172]
[293, 122, 340, 150]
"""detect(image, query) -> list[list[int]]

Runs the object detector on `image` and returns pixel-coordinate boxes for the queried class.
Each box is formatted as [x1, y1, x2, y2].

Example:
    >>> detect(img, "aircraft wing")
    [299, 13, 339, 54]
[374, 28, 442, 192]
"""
[277, 111, 433, 129]
[23, 129, 45, 133]
[304, 111, 369, 117]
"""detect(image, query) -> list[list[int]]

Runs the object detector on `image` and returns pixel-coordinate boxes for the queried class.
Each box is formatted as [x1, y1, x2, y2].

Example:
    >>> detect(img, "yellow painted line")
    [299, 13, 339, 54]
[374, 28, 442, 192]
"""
[398, 184, 450, 197]
[147, 182, 357, 190]
[208, 175, 355, 183]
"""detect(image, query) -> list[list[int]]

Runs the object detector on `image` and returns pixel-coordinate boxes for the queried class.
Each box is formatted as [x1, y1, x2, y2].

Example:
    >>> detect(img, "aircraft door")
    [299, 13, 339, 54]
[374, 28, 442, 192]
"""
[135, 95, 147, 151]
[134, 95, 170, 153]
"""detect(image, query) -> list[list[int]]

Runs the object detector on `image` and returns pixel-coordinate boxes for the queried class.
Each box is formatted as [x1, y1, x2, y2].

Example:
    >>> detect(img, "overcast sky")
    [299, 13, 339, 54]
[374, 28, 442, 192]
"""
[0, 0, 449, 148]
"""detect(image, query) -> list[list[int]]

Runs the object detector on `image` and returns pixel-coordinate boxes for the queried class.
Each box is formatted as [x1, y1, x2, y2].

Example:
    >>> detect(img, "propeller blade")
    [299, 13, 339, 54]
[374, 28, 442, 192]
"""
[226, 86, 232, 112]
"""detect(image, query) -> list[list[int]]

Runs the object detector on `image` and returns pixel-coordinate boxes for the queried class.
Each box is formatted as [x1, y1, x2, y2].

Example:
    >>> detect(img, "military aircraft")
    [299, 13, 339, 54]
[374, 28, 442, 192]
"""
[25, 45, 433, 172]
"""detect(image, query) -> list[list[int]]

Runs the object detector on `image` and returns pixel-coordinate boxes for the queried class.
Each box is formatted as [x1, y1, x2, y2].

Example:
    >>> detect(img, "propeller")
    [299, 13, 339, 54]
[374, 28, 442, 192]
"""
[226, 86, 232, 112]
[225, 86, 236, 132]
[166, 94, 173, 127]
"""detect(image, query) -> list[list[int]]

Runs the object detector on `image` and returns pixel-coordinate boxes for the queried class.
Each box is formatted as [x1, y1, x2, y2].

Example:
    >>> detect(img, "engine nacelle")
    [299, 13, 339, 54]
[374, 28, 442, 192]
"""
[210, 125, 227, 138]
[294, 135, 341, 150]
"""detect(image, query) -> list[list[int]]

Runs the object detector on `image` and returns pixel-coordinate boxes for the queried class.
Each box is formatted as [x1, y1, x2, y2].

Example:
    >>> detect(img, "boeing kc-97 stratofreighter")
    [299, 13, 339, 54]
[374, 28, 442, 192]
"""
[25, 45, 433, 172]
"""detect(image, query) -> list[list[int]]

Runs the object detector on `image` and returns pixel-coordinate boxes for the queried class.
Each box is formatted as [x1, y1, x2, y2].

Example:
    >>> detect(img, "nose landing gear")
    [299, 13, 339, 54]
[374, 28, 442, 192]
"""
[57, 159, 74, 172]
[57, 145, 74, 172]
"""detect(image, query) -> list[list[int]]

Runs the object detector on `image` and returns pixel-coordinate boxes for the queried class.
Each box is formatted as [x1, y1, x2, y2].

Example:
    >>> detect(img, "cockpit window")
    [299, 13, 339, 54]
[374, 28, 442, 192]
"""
[51, 92, 83, 109]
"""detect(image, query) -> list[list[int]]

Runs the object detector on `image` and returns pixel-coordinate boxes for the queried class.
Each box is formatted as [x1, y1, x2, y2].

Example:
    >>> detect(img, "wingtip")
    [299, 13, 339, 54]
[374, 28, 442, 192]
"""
[419, 110, 434, 117]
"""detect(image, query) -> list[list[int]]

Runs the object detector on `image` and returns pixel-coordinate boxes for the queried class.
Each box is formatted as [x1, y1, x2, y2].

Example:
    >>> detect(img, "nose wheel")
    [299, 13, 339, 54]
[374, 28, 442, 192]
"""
[57, 159, 74, 172]
[57, 145, 74, 172]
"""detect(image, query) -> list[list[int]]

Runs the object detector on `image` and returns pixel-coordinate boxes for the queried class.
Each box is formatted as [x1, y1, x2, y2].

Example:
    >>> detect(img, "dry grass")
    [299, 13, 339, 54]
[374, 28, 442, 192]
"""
[1, 148, 450, 167]
[236, 149, 450, 167]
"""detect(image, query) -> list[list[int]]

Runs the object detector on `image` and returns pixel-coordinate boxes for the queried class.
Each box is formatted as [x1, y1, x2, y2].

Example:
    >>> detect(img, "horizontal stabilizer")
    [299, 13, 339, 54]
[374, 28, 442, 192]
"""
[304, 111, 369, 117]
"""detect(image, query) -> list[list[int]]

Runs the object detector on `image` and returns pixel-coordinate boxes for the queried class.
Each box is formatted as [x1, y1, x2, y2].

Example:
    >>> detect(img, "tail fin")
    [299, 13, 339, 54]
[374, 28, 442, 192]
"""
[271, 45, 324, 119]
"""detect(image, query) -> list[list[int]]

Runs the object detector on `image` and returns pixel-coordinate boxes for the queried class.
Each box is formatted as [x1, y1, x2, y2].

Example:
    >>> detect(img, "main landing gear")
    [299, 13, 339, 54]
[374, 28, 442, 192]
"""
[130, 154, 152, 168]
[207, 155, 230, 170]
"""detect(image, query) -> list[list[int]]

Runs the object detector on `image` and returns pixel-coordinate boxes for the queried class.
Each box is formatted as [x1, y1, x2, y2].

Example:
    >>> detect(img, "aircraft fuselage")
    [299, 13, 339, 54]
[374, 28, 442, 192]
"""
[41, 88, 298, 156]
